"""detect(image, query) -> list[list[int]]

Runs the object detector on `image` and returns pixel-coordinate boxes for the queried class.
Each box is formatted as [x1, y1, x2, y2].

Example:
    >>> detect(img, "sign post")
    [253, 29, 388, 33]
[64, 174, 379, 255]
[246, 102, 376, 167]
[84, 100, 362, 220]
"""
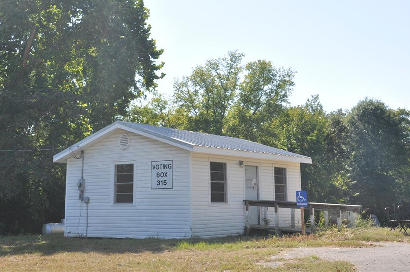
[296, 190, 308, 235]
[300, 207, 305, 235]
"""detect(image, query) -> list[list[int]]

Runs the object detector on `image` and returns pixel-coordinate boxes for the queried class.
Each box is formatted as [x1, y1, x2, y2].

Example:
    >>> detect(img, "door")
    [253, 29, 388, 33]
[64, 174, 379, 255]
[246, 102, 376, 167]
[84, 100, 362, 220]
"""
[245, 165, 259, 225]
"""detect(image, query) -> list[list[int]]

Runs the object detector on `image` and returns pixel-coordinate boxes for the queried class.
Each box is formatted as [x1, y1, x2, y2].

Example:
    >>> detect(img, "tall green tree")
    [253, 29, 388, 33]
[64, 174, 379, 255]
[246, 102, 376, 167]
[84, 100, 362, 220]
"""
[225, 60, 294, 142]
[127, 94, 170, 126]
[267, 96, 351, 202]
[173, 51, 243, 134]
[0, 0, 162, 233]
[170, 52, 295, 137]
[346, 100, 409, 219]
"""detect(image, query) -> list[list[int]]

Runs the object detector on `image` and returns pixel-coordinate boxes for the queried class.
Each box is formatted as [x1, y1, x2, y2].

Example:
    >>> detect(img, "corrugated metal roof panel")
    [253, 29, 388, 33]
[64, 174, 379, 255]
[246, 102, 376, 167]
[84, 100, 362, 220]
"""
[120, 122, 310, 160]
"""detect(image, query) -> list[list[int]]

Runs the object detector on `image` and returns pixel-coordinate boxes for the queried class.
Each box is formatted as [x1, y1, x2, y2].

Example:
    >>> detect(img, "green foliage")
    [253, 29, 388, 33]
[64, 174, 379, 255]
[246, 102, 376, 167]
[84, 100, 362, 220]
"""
[0, 0, 162, 233]
[354, 215, 374, 229]
[132, 51, 296, 138]
[346, 100, 410, 219]
[225, 60, 294, 141]
[127, 94, 170, 126]
[172, 51, 244, 134]
[129, 53, 409, 222]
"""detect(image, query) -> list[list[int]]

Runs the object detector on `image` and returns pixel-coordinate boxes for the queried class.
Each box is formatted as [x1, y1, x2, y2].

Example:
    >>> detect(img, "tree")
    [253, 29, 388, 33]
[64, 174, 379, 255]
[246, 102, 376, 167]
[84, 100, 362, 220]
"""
[173, 51, 243, 134]
[225, 60, 294, 142]
[346, 100, 410, 219]
[126, 94, 170, 126]
[170, 52, 295, 138]
[0, 0, 162, 233]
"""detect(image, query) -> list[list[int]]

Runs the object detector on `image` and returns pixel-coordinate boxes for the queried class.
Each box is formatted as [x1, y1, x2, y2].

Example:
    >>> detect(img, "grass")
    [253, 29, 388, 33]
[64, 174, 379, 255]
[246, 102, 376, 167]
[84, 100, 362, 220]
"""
[272, 256, 355, 272]
[0, 227, 407, 272]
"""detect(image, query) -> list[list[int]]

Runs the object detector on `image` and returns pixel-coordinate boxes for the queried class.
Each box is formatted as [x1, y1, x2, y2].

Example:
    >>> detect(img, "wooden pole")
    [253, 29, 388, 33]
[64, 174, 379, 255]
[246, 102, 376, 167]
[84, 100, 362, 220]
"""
[245, 202, 250, 235]
[310, 207, 315, 233]
[337, 209, 342, 231]
[301, 207, 306, 235]
[324, 210, 329, 226]
[274, 203, 280, 234]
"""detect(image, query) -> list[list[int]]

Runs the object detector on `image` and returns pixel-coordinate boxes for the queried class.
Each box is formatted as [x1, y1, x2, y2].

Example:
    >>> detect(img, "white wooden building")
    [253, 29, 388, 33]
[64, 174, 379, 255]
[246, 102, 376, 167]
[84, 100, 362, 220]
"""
[53, 121, 312, 238]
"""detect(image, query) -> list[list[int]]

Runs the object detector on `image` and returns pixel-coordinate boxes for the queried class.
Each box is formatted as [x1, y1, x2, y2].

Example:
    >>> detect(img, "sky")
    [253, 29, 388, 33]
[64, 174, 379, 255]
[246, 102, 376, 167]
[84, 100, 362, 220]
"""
[145, 0, 410, 112]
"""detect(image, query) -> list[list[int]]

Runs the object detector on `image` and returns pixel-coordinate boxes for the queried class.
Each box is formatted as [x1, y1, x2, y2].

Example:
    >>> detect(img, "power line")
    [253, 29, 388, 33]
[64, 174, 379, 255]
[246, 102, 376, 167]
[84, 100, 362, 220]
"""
[0, 148, 56, 152]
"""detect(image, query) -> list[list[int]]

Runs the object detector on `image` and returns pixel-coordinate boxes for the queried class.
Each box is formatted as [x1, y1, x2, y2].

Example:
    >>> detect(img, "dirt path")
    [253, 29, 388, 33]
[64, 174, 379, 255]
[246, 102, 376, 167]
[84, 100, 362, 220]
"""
[268, 242, 410, 272]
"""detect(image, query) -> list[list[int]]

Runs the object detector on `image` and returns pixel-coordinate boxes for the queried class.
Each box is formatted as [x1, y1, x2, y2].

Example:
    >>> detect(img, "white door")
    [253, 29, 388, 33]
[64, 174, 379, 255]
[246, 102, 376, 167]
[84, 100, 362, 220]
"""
[245, 165, 259, 225]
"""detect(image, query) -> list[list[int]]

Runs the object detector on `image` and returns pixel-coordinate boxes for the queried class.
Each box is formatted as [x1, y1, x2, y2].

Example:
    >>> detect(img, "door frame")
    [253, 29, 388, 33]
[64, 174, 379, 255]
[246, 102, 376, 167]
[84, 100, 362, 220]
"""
[244, 165, 260, 224]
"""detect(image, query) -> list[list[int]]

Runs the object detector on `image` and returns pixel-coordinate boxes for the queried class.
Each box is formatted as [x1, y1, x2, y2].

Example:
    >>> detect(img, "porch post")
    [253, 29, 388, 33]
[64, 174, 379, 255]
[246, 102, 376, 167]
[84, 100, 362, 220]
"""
[274, 203, 280, 233]
[310, 207, 315, 233]
[245, 201, 250, 235]
[324, 210, 329, 226]
[337, 209, 342, 231]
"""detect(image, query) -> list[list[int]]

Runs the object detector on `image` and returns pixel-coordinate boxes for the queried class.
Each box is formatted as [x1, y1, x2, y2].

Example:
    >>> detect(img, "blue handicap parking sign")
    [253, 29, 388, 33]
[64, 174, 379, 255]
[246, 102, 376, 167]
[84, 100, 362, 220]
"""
[296, 190, 308, 207]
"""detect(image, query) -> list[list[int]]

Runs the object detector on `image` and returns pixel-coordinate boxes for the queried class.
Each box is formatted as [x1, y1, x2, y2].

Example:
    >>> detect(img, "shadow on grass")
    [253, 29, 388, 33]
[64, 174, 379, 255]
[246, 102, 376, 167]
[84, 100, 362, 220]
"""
[0, 232, 270, 256]
[2, 227, 403, 257]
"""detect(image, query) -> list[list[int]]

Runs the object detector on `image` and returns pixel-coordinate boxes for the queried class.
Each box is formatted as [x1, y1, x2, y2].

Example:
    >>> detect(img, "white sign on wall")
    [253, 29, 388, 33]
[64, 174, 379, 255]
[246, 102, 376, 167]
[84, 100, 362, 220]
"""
[151, 160, 173, 189]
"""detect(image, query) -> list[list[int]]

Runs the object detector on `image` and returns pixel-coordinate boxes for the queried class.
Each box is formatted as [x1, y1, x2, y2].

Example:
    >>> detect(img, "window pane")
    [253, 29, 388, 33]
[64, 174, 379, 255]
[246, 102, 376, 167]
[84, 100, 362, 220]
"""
[211, 182, 225, 193]
[116, 183, 133, 194]
[116, 164, 133, 174]
[116, 173, 133, 183]
[274, 167, 285, 176]
[211, 171, 226, 181]
[211, 192, 225, 202]
[275, 193, 285, 201]
[116, 193, 133, 203]
[210, 162, 225, 172]
[211, 182, 225, 202]
[210, 162, 226, 181]
[275, 175, 285, 185]
[275, 185, 285, 194]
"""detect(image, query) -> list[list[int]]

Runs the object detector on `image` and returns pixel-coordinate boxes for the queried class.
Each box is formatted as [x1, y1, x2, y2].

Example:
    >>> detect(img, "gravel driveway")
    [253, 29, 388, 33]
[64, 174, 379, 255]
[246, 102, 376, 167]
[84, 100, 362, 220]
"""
[269, 242, 410, 272]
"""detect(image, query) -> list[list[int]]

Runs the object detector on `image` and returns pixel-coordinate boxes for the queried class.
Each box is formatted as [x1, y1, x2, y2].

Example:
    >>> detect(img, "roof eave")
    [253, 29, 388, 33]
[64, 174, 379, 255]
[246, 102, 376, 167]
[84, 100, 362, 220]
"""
[53, 122, 120, 163]
[53, 122, 194, 163]
[192, 146, 312, 164]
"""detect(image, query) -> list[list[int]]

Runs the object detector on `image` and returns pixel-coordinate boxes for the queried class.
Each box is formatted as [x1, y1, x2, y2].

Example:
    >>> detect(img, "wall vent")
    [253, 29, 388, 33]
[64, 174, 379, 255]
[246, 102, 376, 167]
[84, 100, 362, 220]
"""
[119, 133, 129, 150]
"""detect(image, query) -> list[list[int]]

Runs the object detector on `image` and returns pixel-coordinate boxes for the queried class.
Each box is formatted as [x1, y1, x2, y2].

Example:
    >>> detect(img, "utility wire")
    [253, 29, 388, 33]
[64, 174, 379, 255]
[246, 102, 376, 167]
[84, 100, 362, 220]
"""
[0, 148, 57, 152]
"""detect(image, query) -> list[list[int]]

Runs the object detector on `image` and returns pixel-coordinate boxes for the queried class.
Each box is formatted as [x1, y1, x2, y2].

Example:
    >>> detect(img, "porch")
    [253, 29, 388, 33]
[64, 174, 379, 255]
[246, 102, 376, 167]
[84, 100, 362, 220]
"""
[243, 200, 362, 235]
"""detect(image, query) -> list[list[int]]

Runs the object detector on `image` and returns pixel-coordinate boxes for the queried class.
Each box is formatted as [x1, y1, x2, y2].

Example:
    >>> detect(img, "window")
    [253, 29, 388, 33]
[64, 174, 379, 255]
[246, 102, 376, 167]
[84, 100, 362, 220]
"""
[115, 164, 134, 203]
[210, 162, 227, 202]
[274, 167, 287, 201]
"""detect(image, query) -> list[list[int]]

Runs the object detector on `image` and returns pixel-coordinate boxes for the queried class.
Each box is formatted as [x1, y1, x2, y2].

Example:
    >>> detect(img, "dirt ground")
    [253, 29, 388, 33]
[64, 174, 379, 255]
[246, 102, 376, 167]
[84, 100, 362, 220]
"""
[266, 242, 410, 272]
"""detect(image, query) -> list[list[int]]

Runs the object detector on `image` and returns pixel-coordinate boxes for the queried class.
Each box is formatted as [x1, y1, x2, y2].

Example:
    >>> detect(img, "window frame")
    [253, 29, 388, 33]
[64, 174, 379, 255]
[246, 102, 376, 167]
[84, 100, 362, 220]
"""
[210, 161, 228, 203]
[114, 163, 134, 204]
[274, 167, 287, 201]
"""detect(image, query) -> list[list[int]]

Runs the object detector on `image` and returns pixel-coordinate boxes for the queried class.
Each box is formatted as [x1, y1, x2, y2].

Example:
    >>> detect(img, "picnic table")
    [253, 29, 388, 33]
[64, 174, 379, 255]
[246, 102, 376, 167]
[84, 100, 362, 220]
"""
[389, 220, 410, 235]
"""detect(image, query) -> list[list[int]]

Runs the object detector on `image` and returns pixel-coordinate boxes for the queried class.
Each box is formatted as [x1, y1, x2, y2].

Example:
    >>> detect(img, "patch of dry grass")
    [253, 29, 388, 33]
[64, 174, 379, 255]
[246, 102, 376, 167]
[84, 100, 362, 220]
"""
[321, 226, 408, 243]
[0, 227, 406, 272]
[272, 256, 355, 272]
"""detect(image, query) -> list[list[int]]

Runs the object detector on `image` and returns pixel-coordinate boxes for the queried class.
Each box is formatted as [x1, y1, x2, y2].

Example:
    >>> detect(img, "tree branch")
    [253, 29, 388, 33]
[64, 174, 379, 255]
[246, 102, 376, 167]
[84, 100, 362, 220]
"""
[22, 28, 37, 68]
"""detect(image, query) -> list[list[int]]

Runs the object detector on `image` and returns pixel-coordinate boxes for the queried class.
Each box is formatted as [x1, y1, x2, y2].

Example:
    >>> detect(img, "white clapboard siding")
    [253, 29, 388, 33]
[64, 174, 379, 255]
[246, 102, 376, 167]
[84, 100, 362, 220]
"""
[64, 127, 304, 239]
[65, 129, 191, 239]
[190, 154, 302, 237]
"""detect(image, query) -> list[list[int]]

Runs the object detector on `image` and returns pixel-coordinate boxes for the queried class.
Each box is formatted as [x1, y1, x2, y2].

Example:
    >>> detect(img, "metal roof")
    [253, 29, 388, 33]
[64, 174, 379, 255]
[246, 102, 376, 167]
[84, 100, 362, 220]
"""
[53, 121, 312, 163]
[120, 122, 310, 160]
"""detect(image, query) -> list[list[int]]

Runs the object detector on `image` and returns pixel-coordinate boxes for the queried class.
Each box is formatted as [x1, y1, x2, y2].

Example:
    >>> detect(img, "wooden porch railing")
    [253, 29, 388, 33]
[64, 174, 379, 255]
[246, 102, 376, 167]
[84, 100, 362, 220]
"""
[243, 200, 362, 234]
